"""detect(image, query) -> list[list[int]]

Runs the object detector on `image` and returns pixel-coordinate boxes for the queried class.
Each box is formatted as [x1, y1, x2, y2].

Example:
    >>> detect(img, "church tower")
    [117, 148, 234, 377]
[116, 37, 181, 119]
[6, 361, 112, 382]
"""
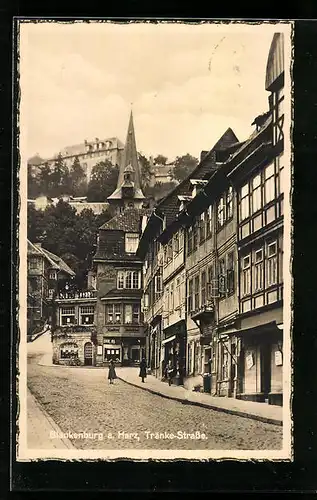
[107, 111, 145, 213]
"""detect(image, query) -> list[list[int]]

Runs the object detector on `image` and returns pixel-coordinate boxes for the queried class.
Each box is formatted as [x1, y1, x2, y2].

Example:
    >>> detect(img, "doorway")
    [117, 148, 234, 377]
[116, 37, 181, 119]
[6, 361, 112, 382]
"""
[260, 343, 271, 400]
[84, 342, 93, 366]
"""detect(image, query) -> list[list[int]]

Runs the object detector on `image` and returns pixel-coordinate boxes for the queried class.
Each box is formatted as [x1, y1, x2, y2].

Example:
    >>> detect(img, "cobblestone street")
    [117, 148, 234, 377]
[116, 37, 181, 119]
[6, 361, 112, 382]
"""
[27, 353, 282, 451]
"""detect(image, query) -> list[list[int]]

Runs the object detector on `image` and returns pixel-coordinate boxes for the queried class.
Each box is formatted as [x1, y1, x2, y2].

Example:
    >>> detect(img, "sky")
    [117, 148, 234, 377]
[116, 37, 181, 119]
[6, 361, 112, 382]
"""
[19, 21, 289, 162]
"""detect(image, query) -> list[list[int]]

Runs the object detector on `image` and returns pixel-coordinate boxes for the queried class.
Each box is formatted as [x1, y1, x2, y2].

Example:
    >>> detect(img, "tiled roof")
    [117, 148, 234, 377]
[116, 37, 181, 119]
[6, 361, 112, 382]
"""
[101, 288, 142, 299]
[27, 240, 75, 276]
[99, 208, 151, 232]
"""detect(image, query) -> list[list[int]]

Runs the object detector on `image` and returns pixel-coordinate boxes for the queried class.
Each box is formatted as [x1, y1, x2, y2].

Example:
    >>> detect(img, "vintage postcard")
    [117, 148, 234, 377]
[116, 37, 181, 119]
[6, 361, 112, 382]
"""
[16, 19, 293, 462]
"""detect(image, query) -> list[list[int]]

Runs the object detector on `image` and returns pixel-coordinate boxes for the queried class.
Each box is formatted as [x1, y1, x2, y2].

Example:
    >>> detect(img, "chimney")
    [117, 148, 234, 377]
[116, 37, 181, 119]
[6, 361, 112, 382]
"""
[200, 150, 209, 162]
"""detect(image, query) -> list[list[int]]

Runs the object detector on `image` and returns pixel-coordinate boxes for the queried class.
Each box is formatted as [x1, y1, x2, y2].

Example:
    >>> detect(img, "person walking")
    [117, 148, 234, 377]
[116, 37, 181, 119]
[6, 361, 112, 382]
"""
[108, 359, 117, 384]
[167, 360, 174, 386]
[139, 357, 147, 383]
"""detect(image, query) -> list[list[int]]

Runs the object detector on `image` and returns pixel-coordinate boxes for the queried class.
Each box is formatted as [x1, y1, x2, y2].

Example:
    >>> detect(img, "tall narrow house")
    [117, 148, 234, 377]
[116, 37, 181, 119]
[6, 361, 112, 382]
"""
[107, 111, 145, 214]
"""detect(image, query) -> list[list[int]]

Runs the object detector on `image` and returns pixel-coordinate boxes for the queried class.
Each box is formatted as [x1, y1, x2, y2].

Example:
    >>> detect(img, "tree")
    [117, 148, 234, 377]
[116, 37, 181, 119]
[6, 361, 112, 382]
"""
[69, 156, 87, 197]
[38, 162, 52, 195]
[42, 200, 78, 256]
[154, 154, 168, 166]
[86, 161, 119, 202]
[138, 152, 152, 190]
[27, 204, 45, 242]
[50, 154, 70, 197]
[171, 153, 199, 183]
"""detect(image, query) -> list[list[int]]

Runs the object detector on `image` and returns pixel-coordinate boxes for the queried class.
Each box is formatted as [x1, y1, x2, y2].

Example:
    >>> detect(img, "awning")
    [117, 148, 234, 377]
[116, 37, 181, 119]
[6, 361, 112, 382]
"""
[234, 321, 279, 337]
[161, 335, 176, 345]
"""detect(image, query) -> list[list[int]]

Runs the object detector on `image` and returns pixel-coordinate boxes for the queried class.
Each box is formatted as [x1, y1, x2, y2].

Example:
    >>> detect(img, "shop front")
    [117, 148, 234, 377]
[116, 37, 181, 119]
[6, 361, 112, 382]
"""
[161, 320, 186, 385]
[236, 320, 283, 406]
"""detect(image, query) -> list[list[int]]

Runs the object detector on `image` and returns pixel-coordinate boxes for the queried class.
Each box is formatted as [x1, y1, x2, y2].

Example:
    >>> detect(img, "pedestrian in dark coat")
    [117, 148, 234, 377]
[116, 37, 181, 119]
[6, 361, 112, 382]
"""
[108, 359, 117, 384]
[139, 357, 147, 383]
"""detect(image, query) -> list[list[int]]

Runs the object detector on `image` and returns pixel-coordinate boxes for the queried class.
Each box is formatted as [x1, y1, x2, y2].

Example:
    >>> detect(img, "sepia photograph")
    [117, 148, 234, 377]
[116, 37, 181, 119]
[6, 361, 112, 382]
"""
[17, 19, 293, 461]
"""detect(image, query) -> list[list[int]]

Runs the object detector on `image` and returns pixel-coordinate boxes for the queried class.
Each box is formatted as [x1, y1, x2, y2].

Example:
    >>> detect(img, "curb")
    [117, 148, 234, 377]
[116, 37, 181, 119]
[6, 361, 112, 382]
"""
[27, 388, 76, 449]
[117, 377, 283, 427]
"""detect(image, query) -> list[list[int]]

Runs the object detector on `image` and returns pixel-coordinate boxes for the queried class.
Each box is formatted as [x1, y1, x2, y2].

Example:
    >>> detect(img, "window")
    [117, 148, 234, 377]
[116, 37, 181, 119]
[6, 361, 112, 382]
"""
[48, 289, 54, 299]
[226, 186, 233, 219]
[187, 227, 193, 255]
[105, 304, 121, 324]
[29, 257, 39, 270]
[199, 213, 205, 242]
[117, 271, 124, 289]
[205, 206, 212, 238]
[60, 343, 78, 359]
[49, 271, 57, 280]
[124, 304, 132, 323]
[278, 154, 285, 196]
[167, 240, 173, 262]
[170, 283, 174, 312]
[217, 196, 225, 228]
[173, 233, 179, 253]
[118, 270, 141, 289]
[220, 343, 229, 380]
[194, 275, 200, 310]
[61, 306, 75, 326]
[242, 255, 251, 297]
[175, 278, 180, 309]
[254, 248, 264, 292]
[188, 279, 193, 312]
[125, 233, 139, 253]
[252, 174, 262, 213]
[193, 223, 198, 251]
[227, 252, 235, 294]
[80, 305, 94, 325]
[201, 271, 206, 305]
[266, 241, 277, 286]
[240, 183, 250, 220]
[218, 258, 226, 295]
[155, 272, 163, 294]
[264, 163, 275, 204]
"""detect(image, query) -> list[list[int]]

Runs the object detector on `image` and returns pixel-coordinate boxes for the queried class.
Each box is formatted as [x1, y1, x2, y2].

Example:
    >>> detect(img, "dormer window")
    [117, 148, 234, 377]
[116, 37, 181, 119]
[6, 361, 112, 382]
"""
[125, 233, 139, 254]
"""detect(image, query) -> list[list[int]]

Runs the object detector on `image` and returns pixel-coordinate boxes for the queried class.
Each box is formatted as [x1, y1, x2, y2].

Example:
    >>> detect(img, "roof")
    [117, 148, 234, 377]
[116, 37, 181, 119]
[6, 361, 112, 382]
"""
[101, 288, 142, 300]
[27, 240, 75, 276]
[108, 111, 144, 201]
[27, 155, 44, 166]
[99, 208, 151, 232]
[265, 33, 284, 91]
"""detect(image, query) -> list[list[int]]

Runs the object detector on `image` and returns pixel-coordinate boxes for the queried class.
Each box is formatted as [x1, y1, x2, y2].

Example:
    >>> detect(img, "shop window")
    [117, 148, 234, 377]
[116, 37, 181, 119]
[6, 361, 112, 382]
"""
[80, 305, 94, 325]
[104, 347, 121, 362]
[131, 348, 140, 363]
[60, 342, 78, 359]
[60, 306, 75, 326]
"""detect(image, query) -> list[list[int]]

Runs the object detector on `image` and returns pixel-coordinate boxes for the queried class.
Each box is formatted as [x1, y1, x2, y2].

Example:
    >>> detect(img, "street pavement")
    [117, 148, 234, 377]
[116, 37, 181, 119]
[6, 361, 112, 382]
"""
[27, 333, 283, 451]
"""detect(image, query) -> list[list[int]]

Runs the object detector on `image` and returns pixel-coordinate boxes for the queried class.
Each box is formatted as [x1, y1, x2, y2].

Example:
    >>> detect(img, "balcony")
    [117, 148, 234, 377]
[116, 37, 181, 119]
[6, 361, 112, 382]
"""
[56, 290, 97, 301]
[190, 302, 215, 321]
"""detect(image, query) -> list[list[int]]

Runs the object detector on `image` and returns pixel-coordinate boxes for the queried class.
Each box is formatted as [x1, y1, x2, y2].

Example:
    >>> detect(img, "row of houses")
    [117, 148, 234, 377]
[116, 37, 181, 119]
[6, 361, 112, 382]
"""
[49, 33, 286, 405]
[137, 32, 285, 406]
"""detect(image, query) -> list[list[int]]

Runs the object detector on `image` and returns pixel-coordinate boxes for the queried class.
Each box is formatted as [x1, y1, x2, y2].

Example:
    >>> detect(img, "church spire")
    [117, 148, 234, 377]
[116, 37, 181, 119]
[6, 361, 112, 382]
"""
[107, 110, 145, 211]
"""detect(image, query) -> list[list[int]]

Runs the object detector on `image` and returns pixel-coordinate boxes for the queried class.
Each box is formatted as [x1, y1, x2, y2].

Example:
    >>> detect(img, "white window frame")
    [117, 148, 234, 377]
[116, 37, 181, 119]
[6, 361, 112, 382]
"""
[125, 233, 139, 254]
[60, 306, 76, 326]
[79, 305, 95, 325]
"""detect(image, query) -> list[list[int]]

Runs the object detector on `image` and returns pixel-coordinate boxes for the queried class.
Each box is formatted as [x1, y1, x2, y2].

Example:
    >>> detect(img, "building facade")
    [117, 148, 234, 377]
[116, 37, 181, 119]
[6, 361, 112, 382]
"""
[52, 111, 147, 366]
[227, 32, 285, 405]
[27, 240, 75, 336]
[28, 136, 124, 184]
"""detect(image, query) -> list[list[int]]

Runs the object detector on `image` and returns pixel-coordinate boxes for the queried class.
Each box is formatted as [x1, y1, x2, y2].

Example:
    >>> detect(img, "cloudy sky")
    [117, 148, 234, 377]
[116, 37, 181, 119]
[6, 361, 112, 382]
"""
[20, 21, 288, 162]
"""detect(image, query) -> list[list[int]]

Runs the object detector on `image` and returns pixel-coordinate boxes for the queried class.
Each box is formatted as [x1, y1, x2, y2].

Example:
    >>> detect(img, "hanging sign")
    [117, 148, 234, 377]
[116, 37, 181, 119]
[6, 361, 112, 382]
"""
[275, 350, 283, 366]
